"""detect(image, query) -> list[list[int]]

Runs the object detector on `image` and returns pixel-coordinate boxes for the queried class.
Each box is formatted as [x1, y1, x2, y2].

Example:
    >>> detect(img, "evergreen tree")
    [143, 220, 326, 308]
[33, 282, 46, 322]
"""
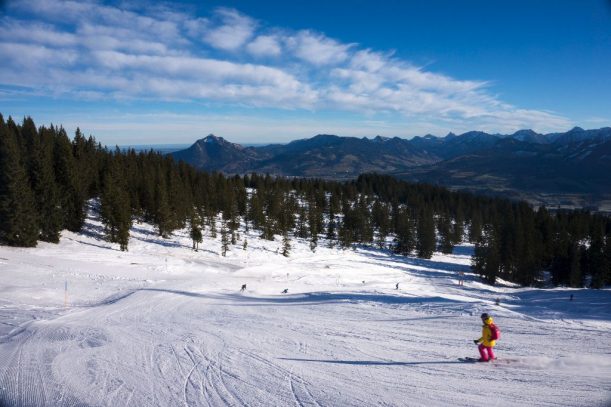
[472, 225, 500, 285]
[416, 208, 436, 259]
[54, 127, 85, 232]
[153, 168, 172, 237]
[31, 126, 63, 242]
[100, 157, 131, 251]
[282, 231, 291, 257]
[588, 222, 609, 288]
[468, 212, 482, 243]
[190, 213, 203, 251]
[394, 208, 415, 255]
[0, 116, 39, 246]
[221, 223, 229, 256]
[436, 214, 454, 254]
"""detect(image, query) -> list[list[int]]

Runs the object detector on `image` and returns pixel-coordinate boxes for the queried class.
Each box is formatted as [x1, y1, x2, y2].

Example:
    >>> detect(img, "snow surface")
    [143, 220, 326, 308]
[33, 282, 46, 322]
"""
[1, 208, 610, 407]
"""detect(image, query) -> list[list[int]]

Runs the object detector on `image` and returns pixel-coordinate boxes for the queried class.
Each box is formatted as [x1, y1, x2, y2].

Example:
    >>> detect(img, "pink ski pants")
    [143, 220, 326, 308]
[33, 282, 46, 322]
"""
[478, 344, 495, 361]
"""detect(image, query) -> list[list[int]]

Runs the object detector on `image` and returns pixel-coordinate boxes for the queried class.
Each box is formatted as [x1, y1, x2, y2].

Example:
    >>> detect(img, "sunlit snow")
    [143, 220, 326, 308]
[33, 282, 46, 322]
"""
[1, 207, 610, 406]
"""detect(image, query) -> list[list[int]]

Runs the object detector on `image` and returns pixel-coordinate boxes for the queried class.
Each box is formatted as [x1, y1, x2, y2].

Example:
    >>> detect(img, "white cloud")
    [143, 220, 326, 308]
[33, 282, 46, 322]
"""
[246, 35, 281, 57]
[203, 8, 256, 51]
[287, 30, 355, 66]
[0, 0, 574, 135]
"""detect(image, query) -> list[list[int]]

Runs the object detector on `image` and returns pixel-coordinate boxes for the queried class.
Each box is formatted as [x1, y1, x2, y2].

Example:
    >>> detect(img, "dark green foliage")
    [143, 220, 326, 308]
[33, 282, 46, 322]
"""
[221, 223, 229, 256]
[54, 127, 86, 232]
[436, 214, 454, 254]
[0, 116, 39, 246]
[282, 231, 291, 257]
[190, 214, 203, 251]
[100, 156, 131, 251]
[393, 208, 415, 255]
[472, 225, 500, 285]
[29, 125, 63, 242]
[416, 208, 436, 259]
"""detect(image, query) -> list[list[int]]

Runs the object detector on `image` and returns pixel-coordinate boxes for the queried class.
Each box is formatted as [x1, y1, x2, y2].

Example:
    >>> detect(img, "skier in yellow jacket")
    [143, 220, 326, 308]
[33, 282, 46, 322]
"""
[473, 313, 499, 361]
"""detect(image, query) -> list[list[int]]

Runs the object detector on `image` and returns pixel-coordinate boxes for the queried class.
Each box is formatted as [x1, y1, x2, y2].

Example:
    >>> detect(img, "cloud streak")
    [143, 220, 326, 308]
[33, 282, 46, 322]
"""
[0, 0, 572, 134]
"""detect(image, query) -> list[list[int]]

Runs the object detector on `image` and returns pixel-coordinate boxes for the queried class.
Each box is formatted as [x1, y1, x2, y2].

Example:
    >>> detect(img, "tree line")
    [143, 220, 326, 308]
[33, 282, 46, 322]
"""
[1, 115, 609, 288]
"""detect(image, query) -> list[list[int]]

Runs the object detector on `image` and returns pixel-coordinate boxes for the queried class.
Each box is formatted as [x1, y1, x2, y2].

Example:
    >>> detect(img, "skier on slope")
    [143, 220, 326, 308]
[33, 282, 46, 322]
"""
[473, 313, 500, 362]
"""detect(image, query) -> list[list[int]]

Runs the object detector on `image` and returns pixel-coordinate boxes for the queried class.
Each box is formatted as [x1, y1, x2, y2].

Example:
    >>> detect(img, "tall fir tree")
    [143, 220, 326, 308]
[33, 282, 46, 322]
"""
[220, 222, 229, 257]
[100, 157, 131, 251]
[436, 214, 454, 254]
[282, 231, 291, 257]
[0, 116, 39, 246]
[190, 212, 203, 251]
[416, 208, 436, 259]
[31, 126, 63, 242]
[393, 208, 415, 256]
[472, 225, 500, 285]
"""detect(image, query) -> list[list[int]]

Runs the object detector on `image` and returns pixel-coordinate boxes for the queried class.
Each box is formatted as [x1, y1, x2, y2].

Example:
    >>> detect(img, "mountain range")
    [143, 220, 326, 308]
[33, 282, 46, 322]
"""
[171, 127, 611, 211]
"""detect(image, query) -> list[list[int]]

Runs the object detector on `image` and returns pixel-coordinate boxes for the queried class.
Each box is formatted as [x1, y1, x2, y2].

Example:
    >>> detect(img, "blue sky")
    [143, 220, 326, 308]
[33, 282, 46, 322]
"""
[0, 0, 609, 144]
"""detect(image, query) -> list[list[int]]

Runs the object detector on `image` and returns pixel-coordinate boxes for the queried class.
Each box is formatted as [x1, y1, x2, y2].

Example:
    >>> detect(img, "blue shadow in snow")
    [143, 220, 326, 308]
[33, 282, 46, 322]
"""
[279, 357, 467, 366]
[506, 288, 611, 322]
[96, 288, 465, 308]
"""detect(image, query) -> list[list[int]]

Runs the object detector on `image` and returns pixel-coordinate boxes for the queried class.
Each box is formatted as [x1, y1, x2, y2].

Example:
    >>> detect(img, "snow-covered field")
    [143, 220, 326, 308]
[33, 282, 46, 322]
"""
[1, 209, 610, 407]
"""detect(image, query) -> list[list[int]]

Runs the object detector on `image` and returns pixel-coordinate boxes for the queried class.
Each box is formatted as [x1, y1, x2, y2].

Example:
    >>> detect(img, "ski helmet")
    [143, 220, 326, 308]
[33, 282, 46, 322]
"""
[480, 313, 489, 319]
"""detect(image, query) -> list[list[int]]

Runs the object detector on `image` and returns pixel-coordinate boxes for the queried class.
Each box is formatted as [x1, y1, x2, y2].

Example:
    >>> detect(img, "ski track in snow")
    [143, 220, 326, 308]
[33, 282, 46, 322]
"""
[1, 211, 611, 407]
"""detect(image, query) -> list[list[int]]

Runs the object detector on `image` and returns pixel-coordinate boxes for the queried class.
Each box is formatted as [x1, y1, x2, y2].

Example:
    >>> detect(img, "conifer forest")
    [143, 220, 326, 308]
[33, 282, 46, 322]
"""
[1, 114, 609, 288]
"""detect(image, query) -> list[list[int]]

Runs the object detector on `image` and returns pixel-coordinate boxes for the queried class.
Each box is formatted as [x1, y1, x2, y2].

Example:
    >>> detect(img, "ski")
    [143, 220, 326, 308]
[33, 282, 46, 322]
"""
[458, 357, 487, 363]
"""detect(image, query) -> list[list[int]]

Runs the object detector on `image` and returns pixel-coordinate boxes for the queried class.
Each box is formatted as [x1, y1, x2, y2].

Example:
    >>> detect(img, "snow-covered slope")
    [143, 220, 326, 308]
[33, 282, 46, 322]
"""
[1, 209, 610, 407]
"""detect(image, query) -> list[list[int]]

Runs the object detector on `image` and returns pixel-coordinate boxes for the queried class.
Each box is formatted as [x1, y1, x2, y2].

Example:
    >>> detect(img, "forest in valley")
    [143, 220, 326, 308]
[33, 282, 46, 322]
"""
[1, 114, 610, 288]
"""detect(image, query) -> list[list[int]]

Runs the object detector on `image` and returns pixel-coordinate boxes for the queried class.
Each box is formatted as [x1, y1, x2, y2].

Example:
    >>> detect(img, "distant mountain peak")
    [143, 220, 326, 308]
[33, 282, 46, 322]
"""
[199, 134, 223, 143]
[512, 129, 537, 136]
[373, 135, 390, 142]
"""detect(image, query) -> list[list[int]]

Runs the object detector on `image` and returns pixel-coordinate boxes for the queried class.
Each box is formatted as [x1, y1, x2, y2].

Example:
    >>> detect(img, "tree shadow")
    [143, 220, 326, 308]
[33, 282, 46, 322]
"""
[65, 237, 118, 251]
[142, 289, 464, 308]
[279, 357, 467, 366]
[507, 288, 611, 322]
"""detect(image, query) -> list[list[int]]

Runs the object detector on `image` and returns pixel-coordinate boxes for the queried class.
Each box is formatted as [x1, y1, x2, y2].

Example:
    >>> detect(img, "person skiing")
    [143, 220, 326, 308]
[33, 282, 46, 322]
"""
[473, 313, 498, 362]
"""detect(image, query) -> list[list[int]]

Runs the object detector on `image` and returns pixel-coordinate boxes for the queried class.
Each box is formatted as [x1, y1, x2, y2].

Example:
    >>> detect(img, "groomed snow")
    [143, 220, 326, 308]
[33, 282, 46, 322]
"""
[1, 207, 610, 407]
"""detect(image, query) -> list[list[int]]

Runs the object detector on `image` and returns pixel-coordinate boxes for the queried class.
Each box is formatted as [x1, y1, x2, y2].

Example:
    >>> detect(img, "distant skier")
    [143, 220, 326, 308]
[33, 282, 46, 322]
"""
[282, 288, 288, 294]
[473, 313, 500, 362]
[395, 283, 399, 290]
[240, 284, 247, 292]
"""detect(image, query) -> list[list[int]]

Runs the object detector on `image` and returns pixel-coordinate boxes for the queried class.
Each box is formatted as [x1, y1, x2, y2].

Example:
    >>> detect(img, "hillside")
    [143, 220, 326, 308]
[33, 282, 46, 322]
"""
[1, 207, 610, 406]
[170, 128, 611, 210]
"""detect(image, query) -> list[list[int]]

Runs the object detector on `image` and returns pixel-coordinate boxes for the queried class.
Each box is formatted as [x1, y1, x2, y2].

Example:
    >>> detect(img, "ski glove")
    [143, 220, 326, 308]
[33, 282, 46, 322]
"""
[473, 340, 479, 345]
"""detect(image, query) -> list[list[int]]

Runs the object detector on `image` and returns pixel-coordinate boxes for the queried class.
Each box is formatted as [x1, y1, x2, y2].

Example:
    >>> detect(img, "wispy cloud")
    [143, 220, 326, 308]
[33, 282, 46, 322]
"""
[247, 35, 282, 57]
[0, 0, 573, 135]
[202, 8, 256, 51]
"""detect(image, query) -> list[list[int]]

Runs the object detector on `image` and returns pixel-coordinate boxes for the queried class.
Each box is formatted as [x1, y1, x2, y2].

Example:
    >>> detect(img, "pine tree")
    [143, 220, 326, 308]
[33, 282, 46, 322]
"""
[0, 116, 39, 246]
[54, 127, 84, 232]
[326, 206, 337, 245]
[33, 127, 62, 242]
[472, 225, 500, 285]
[468, 212, 482, 243]
[190, 213, 203, 251]
[588, 222, 608, 288]
[221, 223, 229, 256]
[154, 168, 172, 237]
[394, 208, 415, 256]
[100, 157, 131, 251]
[416, 208, 436, 259]
[436, 214, 454, 254]
[282, 231, 291, 257]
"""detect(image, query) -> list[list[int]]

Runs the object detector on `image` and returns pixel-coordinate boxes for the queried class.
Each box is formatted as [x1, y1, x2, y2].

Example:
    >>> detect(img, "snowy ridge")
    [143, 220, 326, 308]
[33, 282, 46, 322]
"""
[0, 208, 610, 406]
